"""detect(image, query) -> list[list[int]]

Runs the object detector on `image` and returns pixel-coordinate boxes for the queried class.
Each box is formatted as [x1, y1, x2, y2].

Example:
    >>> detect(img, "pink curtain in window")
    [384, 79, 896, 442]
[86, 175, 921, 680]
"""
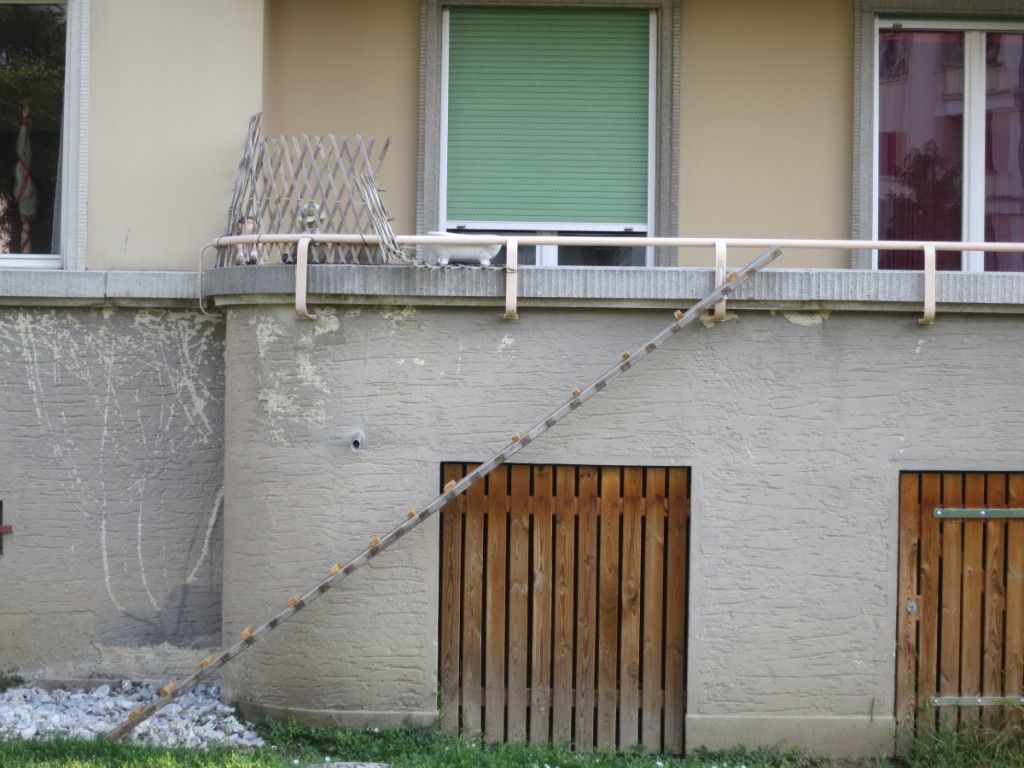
[877, 31, 964, 270]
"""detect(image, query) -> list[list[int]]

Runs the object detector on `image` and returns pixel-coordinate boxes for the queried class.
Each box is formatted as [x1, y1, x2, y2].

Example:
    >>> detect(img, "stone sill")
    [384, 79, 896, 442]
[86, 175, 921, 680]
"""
[4, 266, 1024, 315]
[0, 270, 198, 308]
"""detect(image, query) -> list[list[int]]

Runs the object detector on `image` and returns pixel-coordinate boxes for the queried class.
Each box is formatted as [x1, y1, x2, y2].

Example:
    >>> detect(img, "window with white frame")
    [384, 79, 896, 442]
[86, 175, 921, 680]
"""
[421, 1, 679, 268]
[0, 0, 87, 269]
[874, 19, 1024, 271]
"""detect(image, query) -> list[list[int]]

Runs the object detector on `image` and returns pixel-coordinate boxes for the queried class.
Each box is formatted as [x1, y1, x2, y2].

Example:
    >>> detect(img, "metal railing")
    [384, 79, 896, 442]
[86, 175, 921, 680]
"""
[206, 232, 1024, 324]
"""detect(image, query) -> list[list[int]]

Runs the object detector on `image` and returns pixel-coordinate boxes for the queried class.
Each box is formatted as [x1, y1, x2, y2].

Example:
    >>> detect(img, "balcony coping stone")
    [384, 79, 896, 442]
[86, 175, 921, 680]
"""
[3, 266, 1024, 315]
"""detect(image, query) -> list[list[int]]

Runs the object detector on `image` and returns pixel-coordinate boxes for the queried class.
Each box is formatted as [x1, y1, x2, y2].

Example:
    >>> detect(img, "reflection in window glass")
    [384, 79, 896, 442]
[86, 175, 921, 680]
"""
[877, 26, 1024, 271]
[0, 4, 66, 256]
[984, 33, 1024, 272]
[876, 31, 964, 270]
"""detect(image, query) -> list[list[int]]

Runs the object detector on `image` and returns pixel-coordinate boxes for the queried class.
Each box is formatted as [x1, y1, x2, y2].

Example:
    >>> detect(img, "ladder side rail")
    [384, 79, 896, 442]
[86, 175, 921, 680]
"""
[104, 246, 780, 741]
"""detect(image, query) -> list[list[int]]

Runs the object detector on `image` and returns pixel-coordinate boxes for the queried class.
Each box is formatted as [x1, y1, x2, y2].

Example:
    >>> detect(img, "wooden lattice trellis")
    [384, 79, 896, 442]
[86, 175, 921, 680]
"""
[217, 114, 398, 267]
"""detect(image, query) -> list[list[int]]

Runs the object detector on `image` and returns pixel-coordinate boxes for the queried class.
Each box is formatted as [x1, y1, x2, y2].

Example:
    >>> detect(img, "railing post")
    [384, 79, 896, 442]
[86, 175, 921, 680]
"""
[504, 238, 519, 320]
[295, 236, 317, 320]
[919, 244, 936, 325]
[713, 240, 727, 322]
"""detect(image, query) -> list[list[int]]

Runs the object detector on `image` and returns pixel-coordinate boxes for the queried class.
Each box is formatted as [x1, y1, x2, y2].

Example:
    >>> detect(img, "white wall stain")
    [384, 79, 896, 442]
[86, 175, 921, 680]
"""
[781, 310, 832, 327]
[187, 487, 223, 584]
[314, 307, 340, 335]
[253, 314, 282, 363]
[254, 317, 333, 443]
[498, 333, 516, 362]
[381, 306, 419, 337]
[0, 308, 224, 625]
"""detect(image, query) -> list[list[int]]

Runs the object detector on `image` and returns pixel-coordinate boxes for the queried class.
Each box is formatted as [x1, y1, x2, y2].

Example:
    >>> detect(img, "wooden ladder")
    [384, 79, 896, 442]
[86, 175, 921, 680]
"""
[105, 246, 781, 740]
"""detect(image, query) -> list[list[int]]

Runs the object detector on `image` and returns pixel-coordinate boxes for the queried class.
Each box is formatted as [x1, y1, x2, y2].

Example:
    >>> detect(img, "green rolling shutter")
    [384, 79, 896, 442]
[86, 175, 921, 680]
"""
[445, 7, 650, 226]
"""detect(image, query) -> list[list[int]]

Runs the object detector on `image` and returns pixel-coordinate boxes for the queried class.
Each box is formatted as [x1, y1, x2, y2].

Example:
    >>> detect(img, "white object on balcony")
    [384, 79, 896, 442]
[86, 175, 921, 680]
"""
[424, 231, 501, 266]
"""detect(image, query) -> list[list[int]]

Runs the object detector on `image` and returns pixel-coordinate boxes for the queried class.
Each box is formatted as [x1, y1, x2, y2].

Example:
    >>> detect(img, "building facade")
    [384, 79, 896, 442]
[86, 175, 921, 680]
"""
[1, 0, 1023, 758]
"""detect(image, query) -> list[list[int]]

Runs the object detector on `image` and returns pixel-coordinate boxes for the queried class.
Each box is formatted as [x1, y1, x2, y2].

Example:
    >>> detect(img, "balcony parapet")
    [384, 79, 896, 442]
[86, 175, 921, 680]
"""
[201, 263, 1024, 316]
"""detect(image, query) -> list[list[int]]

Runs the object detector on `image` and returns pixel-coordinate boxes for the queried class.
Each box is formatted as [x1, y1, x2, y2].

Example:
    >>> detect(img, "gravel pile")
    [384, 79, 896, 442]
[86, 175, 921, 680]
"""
[0, 680, 265, 749]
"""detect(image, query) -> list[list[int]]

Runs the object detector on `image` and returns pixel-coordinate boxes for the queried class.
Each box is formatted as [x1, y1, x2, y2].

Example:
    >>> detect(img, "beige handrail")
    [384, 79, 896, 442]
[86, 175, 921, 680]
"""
[210, 232, 1024, 323]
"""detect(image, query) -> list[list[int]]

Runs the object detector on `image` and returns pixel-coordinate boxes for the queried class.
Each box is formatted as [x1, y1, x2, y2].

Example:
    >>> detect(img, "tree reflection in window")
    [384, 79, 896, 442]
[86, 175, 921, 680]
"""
[0, 3, 66, 255]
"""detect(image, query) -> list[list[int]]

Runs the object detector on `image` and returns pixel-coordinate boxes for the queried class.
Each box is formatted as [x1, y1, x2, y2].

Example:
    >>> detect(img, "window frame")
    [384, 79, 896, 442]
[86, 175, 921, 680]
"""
[1, 0, 89, 270]
[419, 0, 679, 267]
[852, 0, 1023, 270]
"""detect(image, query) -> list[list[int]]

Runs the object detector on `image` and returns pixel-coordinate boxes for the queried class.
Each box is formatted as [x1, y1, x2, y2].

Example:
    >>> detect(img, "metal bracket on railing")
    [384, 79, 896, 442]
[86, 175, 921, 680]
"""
[295, 236, 317, 320]
[713, 240, 727, 322]
[504, 238, 519, 320]
[919, 244, 936, 325]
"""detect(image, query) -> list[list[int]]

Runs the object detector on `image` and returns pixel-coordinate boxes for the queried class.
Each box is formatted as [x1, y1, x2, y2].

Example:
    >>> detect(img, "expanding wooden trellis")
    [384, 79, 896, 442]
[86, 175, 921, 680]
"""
[217, 114, 395, 267]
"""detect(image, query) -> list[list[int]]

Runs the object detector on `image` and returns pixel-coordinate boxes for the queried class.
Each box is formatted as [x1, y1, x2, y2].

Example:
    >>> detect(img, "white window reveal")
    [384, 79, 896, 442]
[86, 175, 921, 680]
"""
[875, 19, 1024, 271]
[441, 6, 655, 266]
[0, 0, 88, 269]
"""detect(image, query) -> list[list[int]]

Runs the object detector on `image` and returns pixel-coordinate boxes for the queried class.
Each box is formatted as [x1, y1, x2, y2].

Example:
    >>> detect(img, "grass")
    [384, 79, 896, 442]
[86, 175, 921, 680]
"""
[897, 715, 1024, 768]
[1, 719, 1024, 768]
[0, 670, 27, 693]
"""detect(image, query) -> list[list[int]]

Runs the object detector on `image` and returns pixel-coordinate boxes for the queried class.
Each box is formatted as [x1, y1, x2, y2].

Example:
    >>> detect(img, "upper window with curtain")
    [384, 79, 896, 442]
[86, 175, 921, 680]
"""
[875, 20, 1024, 271]
[0, 2, 66, 267]
[440, 5, 654, 266]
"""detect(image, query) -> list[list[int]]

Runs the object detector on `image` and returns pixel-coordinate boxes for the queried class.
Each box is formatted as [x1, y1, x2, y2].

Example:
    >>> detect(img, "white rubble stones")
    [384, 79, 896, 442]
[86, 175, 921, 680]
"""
[0, 680, 264, 749]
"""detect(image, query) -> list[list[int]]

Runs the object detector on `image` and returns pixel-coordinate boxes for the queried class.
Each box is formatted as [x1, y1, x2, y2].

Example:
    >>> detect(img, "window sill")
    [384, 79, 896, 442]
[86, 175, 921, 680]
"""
[0, 270, 198, 308]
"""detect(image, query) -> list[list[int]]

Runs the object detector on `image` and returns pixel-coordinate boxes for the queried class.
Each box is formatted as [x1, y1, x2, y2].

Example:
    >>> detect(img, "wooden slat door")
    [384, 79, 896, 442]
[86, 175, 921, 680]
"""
[440, 463, 689, 753]
[896, 472, 1024, 731]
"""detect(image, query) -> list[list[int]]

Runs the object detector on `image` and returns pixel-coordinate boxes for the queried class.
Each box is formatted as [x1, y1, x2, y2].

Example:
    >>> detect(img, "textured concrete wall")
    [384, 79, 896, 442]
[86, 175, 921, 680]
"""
[222, 303, 1024, 753]
[0, 308, 225, 680]
[220, 302, 1024, 754]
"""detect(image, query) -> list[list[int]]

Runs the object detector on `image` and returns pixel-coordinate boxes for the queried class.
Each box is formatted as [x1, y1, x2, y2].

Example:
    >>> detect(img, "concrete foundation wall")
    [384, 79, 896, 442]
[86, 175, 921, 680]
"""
[0, 307, 225, 680]
[220, 302, 1024, 755]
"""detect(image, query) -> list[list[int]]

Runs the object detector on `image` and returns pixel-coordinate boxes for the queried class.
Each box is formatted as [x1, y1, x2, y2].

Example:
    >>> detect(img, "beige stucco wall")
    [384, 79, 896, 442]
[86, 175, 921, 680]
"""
[261, 0, 420, 237]
[86, 0, 264, 271]
[678, 0, 853, 268]
[258, 0, 854, 269]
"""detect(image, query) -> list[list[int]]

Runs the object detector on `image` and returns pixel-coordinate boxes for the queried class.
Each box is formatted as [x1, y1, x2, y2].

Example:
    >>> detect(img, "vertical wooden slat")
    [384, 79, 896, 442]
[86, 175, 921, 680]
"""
[440, 464, 465, 733]
[960, 473, 986, 725]
[1006, 475, 1024, 714]
[530, 465, 555, 743]
[462, 466, 487, 736]
[575, 466, 599, 751]
[441, 461, 688, 753]
[663, 467, 688, 754]
[917, 473, 942, 721]
[618, 467, 643, 749]
[484, 465, 509, 742]
[641, 468, 666, 752]
[938, 473, 963, 730]
[552, 466, 577, 745]
[597, 466, 622, 749]
[896, 473, 921, 728]
[506, 465, 531, 742]
[982, 474, 1007, 724]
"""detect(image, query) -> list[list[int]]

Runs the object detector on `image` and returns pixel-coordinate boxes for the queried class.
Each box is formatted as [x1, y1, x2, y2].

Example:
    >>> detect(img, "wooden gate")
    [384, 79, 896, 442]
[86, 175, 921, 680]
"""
[897, 472, 1024, 729]
[439, 463, 688, 752]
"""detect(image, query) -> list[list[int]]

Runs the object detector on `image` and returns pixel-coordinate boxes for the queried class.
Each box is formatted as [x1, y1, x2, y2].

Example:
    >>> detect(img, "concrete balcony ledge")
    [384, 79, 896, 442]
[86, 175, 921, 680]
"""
[0, 270, 199, 307]
[204, 264, 1024, 315]
[4, 265, 1024, 315]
